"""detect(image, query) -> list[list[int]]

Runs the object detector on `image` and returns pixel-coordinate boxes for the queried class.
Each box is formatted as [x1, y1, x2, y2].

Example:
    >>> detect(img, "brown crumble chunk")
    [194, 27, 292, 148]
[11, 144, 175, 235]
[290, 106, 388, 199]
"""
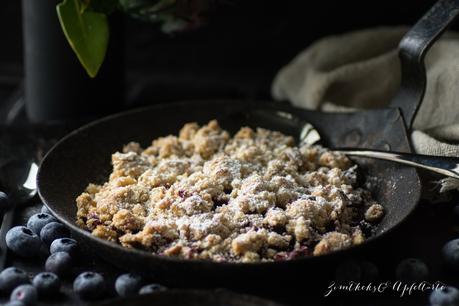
[364, 203, 385, 222]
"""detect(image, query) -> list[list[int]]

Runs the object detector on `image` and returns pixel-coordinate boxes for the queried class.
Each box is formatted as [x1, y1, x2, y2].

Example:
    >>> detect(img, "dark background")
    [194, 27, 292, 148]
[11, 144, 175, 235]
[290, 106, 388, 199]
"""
[0, 0, 442, 108]
[1, 1, 459, 305]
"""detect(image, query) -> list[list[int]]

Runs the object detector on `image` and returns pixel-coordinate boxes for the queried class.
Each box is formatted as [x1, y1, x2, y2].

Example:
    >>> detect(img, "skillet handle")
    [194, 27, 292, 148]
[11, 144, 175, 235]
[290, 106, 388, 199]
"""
[390, 0, 459, 130]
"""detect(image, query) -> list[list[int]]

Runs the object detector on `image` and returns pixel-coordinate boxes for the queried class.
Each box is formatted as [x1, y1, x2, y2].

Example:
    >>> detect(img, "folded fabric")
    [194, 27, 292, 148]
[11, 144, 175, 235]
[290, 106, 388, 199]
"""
[272, 26, 459, 191]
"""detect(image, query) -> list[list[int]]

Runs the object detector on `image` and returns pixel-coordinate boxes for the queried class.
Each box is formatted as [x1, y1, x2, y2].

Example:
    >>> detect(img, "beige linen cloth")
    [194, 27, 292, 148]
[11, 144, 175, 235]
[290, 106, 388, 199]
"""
[272, 27, 459, 192]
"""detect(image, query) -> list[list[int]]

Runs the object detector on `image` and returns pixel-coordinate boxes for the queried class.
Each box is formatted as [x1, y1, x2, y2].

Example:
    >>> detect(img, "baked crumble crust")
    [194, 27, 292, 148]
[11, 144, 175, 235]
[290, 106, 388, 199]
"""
[76, 120, 383, 262]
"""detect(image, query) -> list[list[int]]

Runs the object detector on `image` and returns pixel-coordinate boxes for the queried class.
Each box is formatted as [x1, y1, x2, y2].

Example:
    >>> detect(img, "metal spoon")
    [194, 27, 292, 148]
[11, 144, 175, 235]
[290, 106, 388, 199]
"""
[0, 159, 38, 270]
[300, 122, 459, 180]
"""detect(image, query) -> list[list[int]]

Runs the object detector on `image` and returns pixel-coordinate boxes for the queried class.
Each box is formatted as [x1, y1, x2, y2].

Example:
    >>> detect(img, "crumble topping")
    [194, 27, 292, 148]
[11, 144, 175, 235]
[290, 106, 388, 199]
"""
[76, 120, 384, 262]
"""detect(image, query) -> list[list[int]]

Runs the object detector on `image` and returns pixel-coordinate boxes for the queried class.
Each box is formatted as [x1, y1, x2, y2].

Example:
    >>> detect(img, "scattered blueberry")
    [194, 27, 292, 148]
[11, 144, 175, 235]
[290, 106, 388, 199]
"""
[40, 222, 70, 246]
[430, 286, 459, 306]
[0, 191, 11, 213]
[335, 260, 379, 283]
[139, 283, 167, 295]
[10, 284, 37, 306]
[73, 272, 105, 300]
[115, 273, 144, 297]
[45, 252, 73, 277]
[0, 267, 29, 294]
[50, 238, 78, 257]
[5, 226, 42, 258]
[395, 258, 429, 281]
[335, 260, 361, 283]
[442, 239, 459, 270]
[32, 272, 61, 297]
[26, 213, 57, 235]
[40, 205, 51, 214]
[360, 261, 379, 281]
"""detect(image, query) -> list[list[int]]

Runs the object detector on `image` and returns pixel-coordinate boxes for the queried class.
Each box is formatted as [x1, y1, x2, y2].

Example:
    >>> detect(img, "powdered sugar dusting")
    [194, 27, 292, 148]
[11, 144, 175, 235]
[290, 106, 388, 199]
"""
[76, 120, 384, 262]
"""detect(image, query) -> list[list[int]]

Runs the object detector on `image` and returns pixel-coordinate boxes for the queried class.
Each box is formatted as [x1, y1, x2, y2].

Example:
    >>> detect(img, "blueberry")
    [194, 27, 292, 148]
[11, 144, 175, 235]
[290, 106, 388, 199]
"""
[26, 213, 57, 235]
[41, 205, 51, 214]
[115, 273, 144, 297]
[360, 261, 379, 281]
[73, 272, 105, 300]
[39, 222, 69, 246]
[32, 272, 60, 297]
[45, 252, 73, 277]
[10, 284, 37, 306]
[0, 267, 29, 294]
[139, 283, 167, 295]
[335, 260, 361, 283]
[50, 238, 78, 257]
[5, 226, 42, 258]
[442, 239, 459, 269]
[430, 286, 459, 306]
[395, 258, 429, 281]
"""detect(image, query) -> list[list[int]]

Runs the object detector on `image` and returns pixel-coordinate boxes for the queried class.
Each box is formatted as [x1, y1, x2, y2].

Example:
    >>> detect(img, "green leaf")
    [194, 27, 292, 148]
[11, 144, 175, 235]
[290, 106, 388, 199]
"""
[57, 0, 109, 78]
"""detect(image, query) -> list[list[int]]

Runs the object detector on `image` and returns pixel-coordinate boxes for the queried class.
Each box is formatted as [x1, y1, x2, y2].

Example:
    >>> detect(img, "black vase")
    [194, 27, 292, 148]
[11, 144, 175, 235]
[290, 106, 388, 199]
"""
[22, 0, 124, 123]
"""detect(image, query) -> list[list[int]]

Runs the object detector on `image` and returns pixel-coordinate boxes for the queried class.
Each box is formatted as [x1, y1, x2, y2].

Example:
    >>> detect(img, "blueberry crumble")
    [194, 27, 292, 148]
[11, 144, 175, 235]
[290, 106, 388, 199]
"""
[76, 120, 384, 262]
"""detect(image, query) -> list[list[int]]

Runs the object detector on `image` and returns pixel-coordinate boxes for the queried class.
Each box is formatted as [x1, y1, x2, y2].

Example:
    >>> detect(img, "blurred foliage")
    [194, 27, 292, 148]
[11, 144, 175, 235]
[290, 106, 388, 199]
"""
[57, 0, 216, 77]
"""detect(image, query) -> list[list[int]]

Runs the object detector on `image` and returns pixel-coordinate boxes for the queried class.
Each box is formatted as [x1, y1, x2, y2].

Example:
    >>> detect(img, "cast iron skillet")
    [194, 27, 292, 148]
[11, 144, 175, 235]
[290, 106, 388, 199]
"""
[37, 0, 458, 290]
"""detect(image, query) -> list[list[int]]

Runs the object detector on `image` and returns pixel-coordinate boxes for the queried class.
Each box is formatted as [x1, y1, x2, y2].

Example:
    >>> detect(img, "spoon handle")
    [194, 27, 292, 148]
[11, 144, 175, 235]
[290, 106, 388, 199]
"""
[335, 149, 459, 180]
[390, 0, 459, 129]
[0, 208, 14, 270]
